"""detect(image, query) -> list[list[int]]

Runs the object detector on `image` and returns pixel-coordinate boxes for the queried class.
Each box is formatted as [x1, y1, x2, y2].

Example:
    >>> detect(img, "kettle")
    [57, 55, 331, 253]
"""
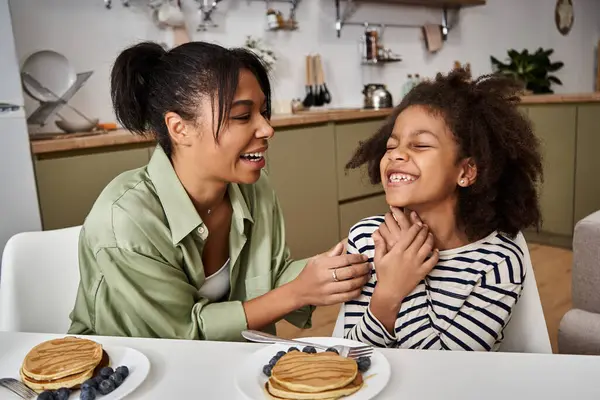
[362, 84, 393, 109]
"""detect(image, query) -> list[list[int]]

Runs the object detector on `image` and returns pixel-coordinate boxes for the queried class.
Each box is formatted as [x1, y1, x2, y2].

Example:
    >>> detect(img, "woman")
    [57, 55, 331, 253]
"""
[68, 41, 370, 341]
[342, 68, 542, 350]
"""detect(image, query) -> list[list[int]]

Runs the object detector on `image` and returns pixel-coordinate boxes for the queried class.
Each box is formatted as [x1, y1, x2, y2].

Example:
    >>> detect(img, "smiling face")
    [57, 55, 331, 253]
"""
[170, 68, 274, 185]
[380, 105, 468, 211]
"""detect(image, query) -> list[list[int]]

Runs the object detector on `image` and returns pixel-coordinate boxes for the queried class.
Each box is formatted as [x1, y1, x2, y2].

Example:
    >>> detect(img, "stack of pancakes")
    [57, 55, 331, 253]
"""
[20, 337, 108, 392]
[265, 351, 364, 400]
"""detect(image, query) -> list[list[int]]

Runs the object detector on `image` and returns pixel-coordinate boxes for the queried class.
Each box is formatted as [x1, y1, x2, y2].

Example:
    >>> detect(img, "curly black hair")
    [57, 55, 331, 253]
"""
[346, 68, 543, 241]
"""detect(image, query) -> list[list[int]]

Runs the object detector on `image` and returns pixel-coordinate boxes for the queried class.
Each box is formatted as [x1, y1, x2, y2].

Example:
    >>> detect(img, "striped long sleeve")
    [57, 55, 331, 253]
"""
[343, 216, 526, 351]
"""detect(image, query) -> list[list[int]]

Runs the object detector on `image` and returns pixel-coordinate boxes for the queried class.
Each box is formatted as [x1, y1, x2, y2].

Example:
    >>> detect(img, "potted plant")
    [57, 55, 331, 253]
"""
[490, 48, 564, 94]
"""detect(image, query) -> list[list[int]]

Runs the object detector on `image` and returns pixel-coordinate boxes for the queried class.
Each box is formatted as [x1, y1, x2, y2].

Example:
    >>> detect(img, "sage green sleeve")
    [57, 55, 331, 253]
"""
[270, 194, 315, 329]
[69, 245, 248, 342]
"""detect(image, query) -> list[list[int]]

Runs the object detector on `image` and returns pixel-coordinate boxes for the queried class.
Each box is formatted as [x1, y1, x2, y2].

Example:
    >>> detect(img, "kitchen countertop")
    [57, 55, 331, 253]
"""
[30, 108, 392, 155]
[30, 93, 600, 155]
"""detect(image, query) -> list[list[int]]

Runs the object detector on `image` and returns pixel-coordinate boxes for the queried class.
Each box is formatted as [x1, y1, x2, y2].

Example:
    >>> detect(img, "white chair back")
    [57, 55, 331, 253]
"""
[332, 232, 552, 353]
[0, 226, 82, 333]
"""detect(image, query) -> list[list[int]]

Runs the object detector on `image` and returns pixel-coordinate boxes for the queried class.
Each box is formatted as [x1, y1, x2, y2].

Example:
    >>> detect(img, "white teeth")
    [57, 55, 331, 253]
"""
[241, 152, 265, 158]
[389, 173, 417, 183]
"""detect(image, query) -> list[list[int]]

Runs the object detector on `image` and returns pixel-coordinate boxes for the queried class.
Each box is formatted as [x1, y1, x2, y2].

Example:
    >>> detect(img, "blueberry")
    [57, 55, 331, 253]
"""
[55, 388, 70, 400]
[93, 375, 104, 386]
[109, 372, 124, 387]
[302, 346, 317, 354]
[262, 364, 273, 377]
[99, 366, 114, 379]
[80, 387, 97, 400]
[82, 378, 98, 391]
[115, 365, 129, 379]
[98, 379, 116, 395]
[37, 391, 55, 400]
[275, 350, 286, 359]
[357, 356, 371, 372]
[326, 347, 339, 355]
[288, 347, 299, 353]
[268, 356, 279, 366]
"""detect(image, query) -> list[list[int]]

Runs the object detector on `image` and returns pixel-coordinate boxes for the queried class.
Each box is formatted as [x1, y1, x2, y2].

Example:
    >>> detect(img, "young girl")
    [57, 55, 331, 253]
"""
[342, 68, 543, 351]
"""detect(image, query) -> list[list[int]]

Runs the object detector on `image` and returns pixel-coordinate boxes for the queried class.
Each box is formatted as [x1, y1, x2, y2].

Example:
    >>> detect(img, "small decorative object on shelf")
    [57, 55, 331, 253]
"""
[255, 0, 300, 31]
[244, 36, 277, 70]
[358, 24, 402, 65]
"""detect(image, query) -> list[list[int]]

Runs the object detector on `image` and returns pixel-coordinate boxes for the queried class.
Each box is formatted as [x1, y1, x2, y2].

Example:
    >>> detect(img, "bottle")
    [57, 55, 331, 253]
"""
[402, 74, 413, 97]
[414, 74, 422, 87]
[267, 9, 278, 30]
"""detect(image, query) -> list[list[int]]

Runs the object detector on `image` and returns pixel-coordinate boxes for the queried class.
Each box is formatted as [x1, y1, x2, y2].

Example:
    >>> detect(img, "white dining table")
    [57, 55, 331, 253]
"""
[1, 331, 600, 400]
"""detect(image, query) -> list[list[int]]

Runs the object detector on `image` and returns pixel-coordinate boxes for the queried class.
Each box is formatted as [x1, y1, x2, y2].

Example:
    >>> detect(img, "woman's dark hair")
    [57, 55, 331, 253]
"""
[346, 68, 543, 240]
[110, 41, 272, 156]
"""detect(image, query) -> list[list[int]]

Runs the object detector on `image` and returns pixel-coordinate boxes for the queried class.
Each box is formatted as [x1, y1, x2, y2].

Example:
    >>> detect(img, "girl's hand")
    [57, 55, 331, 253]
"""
[292, 240, 371, 307]
[372, 210, 439, 306]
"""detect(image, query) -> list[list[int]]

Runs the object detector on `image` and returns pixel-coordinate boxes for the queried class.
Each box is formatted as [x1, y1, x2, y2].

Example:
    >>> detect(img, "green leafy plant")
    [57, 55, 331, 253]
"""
[490, 48, 564, 94]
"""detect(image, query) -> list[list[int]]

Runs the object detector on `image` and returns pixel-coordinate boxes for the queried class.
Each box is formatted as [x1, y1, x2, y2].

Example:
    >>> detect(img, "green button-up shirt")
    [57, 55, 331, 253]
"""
[68, 146, 312, 341]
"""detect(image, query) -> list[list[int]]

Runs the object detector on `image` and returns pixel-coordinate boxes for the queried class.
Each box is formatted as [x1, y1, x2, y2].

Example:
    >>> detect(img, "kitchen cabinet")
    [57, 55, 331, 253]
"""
[267, 123, 340, 259]
[574, 104, 600, 224]
[339, 194, 388, 240]
[528, 105, 577, 238]
[335, 119, 386, 201]
[34, 144, 152, 230]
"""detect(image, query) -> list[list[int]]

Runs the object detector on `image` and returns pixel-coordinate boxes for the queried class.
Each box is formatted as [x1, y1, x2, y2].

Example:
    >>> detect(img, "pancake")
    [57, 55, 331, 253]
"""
[271, 351, 358, 393]
[20, 365, 94, 392]
[21, 337, 103, 381]
[266, 373, 363, 400]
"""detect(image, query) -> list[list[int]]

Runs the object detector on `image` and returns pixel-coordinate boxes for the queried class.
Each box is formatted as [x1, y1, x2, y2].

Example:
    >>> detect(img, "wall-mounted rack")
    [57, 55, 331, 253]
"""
[334, 0, 485, 38]
[248, 0, 301, 31]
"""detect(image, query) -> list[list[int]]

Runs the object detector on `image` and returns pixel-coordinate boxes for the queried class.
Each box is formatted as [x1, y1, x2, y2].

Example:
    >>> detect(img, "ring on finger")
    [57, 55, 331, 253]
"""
[332, 268, 339, 282]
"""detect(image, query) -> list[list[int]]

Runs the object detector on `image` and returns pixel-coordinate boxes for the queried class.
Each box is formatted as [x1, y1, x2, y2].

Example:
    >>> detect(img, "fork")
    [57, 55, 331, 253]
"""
[0, 378, 37, 399]
[241, 330, 373, 360]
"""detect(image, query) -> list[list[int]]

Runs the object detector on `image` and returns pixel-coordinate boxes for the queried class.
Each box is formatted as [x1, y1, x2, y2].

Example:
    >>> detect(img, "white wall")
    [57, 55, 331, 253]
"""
[8, 0, 600, 131]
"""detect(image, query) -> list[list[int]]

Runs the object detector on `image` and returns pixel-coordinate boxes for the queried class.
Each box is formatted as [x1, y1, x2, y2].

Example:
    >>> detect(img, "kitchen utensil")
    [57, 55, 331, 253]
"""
[313, 55, 324, 107]
[22, 71, 94, 126]
[302, 55, 314, 108]
[362, 83, 393, 109]
[316, 54, 332, 104]
[21, 50, 77, 103]
[0, 378, 36, 399]
[242, 330, 373, 360]
[55, 118, 99, 133]
[423, 23, 443, 53]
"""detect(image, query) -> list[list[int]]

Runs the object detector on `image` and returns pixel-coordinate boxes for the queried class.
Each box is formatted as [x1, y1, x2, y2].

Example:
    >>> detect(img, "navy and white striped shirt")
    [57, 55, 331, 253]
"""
[344, 216, 525, 351]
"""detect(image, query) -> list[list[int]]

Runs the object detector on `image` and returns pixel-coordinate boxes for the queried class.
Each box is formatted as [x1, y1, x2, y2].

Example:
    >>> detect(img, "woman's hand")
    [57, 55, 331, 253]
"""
[369, 209, 439, 333]
[291, 240, 371, 307]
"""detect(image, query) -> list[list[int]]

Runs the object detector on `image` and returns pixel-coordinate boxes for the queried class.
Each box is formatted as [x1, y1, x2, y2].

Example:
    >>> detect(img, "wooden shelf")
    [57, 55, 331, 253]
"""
[356, 0, 485, 6]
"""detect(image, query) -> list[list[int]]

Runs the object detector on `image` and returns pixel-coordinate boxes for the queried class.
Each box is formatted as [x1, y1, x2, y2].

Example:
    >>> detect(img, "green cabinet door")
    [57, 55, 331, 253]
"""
[34, 145, 152, 230]
[528, 105, 577, 236]
[574, 104, 600, 224]
[339, 194, 388, 240]
[267, 124, 340, 259]
[335, 119, 386, 201]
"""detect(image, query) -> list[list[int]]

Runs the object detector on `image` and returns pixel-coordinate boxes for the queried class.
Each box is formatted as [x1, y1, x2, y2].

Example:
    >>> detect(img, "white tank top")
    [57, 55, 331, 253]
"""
[197, 259, 231, 301]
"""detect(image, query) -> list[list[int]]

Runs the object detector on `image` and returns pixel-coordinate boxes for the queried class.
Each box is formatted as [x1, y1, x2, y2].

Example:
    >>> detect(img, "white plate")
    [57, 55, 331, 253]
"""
[0, 343, 149, 400]
[21, 50, 76, 102]
[235, 337, 391, 400]
[68, 344, 151, 400]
